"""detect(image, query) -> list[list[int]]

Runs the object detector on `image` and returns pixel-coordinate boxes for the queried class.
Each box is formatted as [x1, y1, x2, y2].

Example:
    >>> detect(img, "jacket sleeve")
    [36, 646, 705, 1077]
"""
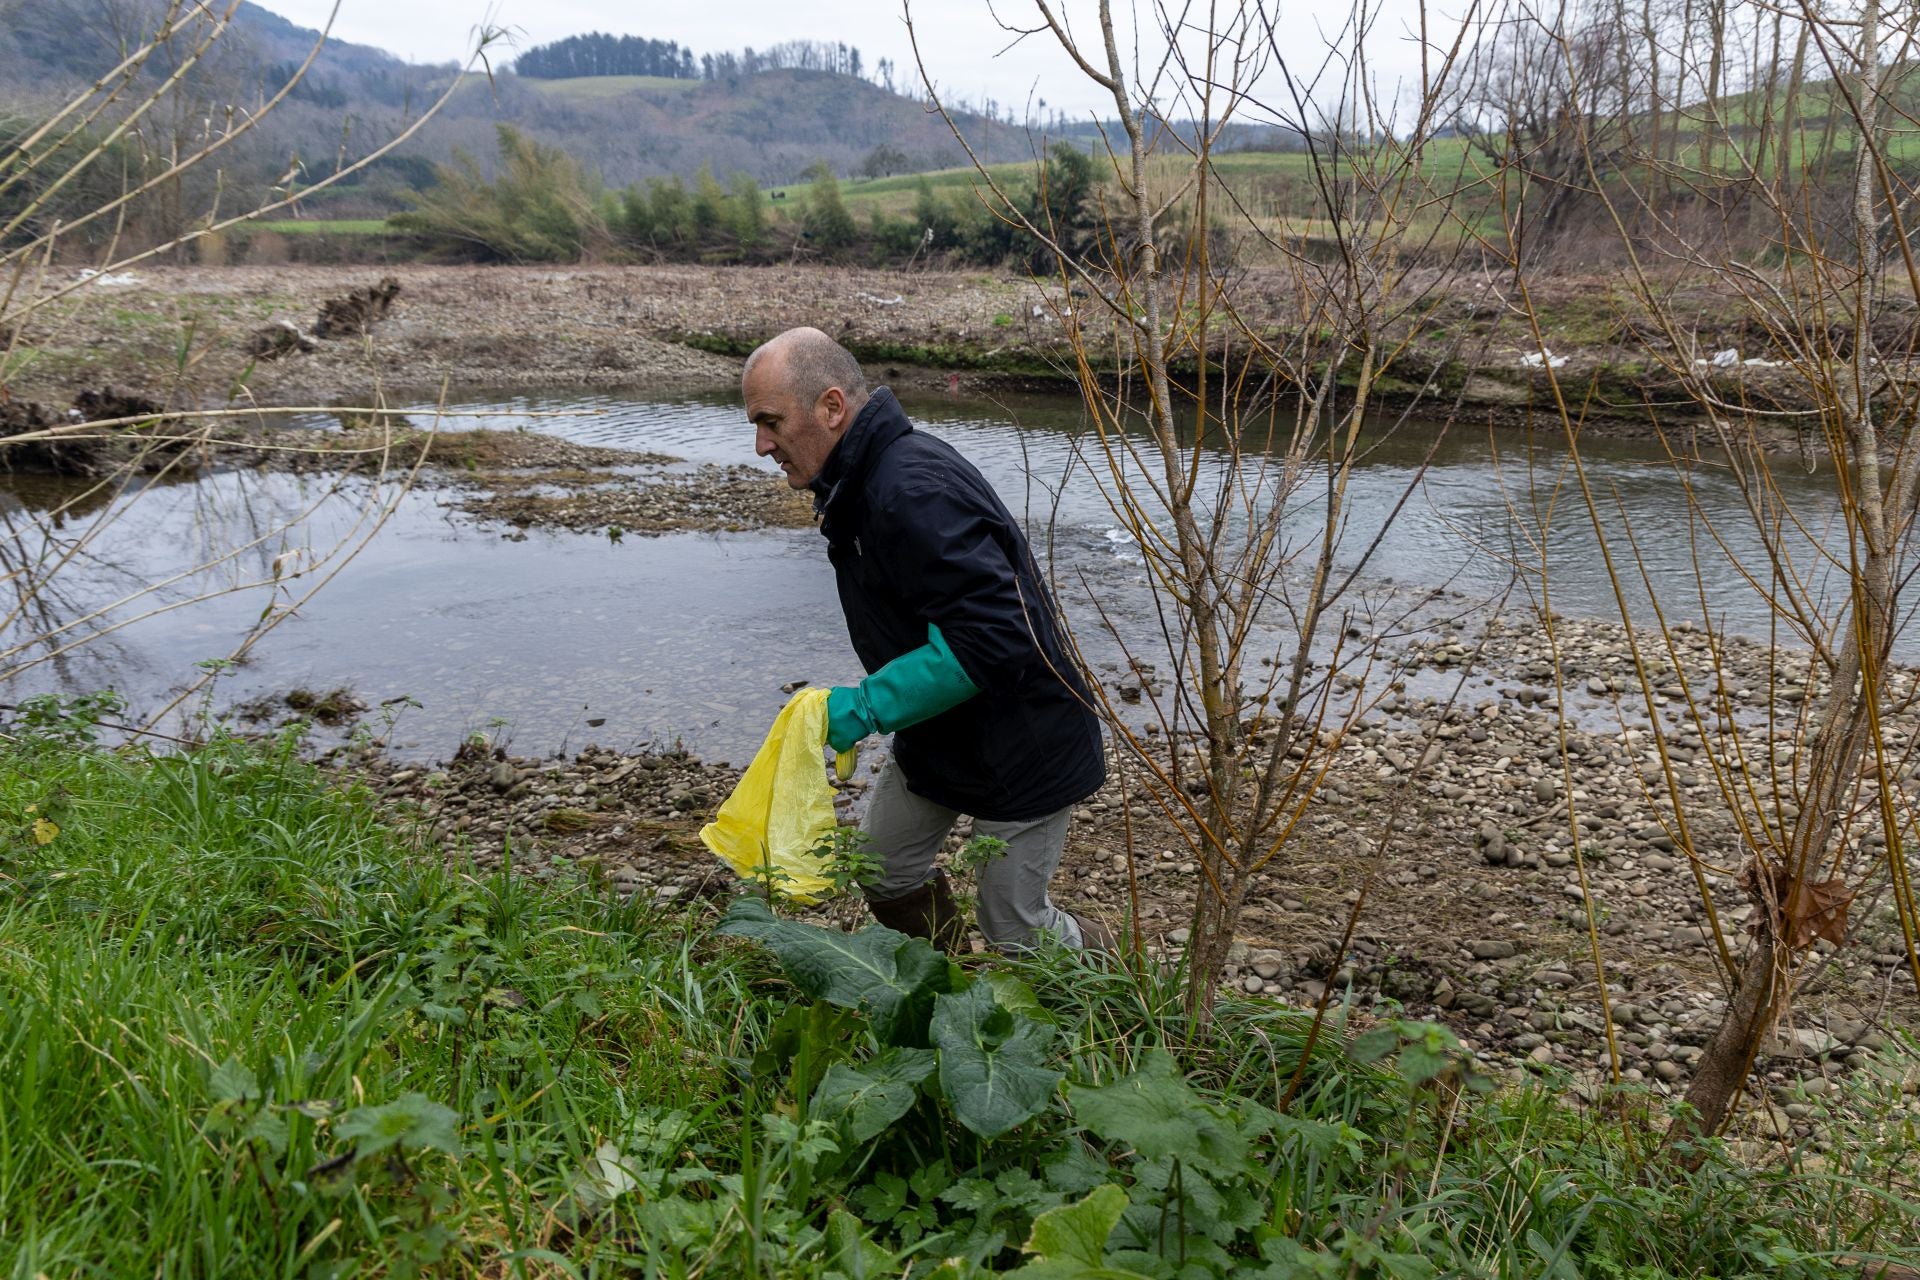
[826, 624, 980, 751]
[870, 478, 1059, 695]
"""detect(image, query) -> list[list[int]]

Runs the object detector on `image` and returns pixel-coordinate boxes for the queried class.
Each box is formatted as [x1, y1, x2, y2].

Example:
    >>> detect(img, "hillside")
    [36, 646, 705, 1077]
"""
[0, 0, 1085, 195]
[0, 0, 425, 104]
[476, 66, 1063, 185]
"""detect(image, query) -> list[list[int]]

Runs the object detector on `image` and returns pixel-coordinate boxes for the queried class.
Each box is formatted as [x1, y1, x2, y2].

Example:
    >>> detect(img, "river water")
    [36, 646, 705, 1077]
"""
[0, 387, 1862, 761]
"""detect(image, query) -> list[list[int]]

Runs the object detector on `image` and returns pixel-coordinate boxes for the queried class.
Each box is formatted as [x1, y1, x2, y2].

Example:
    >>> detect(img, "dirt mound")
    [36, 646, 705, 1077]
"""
[0, 399, 93, 474]
[1, 387, 183, 475]
[313, 276, 401, 339]
[71, 387, 163, 423]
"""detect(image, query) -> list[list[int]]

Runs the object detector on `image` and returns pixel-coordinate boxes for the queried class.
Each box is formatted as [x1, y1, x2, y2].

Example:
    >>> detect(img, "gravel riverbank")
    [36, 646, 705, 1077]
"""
[279, 602, 1919, 1146]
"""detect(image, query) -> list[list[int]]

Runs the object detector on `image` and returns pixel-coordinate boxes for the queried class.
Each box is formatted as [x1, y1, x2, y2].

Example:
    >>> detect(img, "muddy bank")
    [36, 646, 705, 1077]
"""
[265, 602, 1918, 1145]
[7, 262, 1840, 443]
[263, 424, 815, 537]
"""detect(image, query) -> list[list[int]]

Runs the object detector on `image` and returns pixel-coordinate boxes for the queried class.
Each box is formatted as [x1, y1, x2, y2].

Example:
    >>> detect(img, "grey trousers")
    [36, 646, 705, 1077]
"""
[861, 758, 1084, 950]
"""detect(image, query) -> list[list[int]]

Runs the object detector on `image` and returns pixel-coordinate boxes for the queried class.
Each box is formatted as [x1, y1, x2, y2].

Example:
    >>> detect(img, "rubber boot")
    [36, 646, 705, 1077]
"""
[866, 870, 966, 954]
[1067, 910, 1120, 953]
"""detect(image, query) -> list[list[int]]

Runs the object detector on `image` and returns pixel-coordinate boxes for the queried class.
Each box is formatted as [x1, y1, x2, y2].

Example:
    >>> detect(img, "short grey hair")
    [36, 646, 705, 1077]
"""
[745, 326, 869, 411]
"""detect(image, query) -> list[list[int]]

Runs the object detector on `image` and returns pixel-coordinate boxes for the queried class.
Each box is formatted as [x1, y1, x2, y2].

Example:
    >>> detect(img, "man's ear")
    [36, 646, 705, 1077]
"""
[819, 386, 848, 430]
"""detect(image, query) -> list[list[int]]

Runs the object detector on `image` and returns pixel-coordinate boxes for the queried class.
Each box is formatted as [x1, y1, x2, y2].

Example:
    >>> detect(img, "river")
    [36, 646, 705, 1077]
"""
[0, 387, 1861, 761]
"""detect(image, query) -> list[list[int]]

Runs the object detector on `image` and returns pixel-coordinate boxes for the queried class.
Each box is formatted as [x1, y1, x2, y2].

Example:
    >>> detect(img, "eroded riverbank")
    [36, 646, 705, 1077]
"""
[7, 262, 1848, 445]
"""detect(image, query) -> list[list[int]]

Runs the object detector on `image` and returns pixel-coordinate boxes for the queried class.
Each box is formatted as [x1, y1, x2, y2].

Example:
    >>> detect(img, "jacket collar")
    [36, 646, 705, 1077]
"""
[809, 386, 910, 522]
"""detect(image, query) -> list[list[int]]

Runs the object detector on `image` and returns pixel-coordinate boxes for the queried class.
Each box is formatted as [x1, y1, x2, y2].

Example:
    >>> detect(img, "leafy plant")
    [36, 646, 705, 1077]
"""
[10, 689, 126, 746]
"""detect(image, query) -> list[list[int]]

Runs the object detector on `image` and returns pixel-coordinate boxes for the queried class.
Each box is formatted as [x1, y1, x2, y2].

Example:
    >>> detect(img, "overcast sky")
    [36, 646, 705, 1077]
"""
[248, 0, 1449, 122]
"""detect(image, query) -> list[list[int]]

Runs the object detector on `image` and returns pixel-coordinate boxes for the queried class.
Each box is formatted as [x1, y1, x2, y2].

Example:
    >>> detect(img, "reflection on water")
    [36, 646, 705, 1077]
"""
[0, 386, 1877, 761]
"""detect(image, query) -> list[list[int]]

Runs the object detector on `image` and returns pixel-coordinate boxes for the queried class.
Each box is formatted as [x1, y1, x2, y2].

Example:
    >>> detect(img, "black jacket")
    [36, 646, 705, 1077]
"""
[811, 388, 1105, 821]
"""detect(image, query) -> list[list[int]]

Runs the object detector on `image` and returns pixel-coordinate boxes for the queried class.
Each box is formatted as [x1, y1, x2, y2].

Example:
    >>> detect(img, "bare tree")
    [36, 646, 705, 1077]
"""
[911, 0, 1499, 1018]
[1483, 0, 1920, 1140]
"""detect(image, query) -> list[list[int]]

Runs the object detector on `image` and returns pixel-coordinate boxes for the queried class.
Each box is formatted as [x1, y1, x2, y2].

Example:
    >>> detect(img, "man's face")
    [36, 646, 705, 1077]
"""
[744, 356, 850, 489]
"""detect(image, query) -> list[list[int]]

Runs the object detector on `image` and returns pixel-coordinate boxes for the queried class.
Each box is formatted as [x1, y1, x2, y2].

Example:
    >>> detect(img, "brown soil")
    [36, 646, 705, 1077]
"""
[264, 424, 814, 537]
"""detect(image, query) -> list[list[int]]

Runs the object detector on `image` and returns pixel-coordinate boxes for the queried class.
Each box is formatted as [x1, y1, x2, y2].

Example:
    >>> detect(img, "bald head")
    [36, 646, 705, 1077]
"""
[743, 327, 870, 415]
[742, 327, 871, 489]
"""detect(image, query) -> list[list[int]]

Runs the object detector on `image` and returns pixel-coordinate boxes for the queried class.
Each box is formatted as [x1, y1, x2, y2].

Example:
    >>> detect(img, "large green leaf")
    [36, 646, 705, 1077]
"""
[1064, 1050, 1247, 1177]
[718, 896, 951, 1045]
[826, 1208, 898, 1278]
[811, 1047, 937, 1143]
[931, 983, 1062, 1139]
[335, 1093, 461, 1158]
[1008, 1184, 1150, 1280]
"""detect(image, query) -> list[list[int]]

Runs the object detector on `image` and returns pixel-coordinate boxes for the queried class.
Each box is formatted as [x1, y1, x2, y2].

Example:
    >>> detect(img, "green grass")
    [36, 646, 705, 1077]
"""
[251, 218, 394, 236]
[0, 714, 1914, 1276]
[525, 74, 700, 101]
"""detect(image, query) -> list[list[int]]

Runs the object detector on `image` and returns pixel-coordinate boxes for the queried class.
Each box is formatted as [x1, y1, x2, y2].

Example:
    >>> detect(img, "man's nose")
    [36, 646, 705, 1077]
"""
[754, 425, 776, 457]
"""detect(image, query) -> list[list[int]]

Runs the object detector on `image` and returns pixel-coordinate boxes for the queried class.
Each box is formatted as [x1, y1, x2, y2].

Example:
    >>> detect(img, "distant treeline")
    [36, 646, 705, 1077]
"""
[390, 126, 1098, 271]
[513, 34, 699, 81]
[513, 32, 868, 84]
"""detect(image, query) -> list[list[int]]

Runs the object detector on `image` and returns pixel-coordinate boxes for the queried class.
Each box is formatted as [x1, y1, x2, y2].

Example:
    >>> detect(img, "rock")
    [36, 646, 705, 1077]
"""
[1654, 1060, 1684, 1082]
[1764, 1027, 1840, 1060]
[1529, 1044, 1555, 1065]
[1251, 950, 1286, 979]
[1381, 968, 1430, 1001]
[1471, 939, 1518, 960]
[245, 319, 317, 360]
[1536, 970, 1576, 987]
[488, 762, 518, 792]
[1432, 975, 1457, 1008]
[1534, 778, 1557, 803]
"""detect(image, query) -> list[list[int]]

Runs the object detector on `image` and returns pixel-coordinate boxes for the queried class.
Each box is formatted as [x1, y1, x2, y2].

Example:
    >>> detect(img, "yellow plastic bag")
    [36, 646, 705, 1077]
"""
[700, 688, 852, 904]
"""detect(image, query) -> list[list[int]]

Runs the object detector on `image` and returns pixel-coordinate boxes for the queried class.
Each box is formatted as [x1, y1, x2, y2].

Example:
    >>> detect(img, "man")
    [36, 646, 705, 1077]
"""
[742, 327, 1110, 952]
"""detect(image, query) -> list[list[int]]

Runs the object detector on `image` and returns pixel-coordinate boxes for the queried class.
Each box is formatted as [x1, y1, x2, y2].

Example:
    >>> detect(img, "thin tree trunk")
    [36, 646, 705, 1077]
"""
[1677, 0, 1890, 1143]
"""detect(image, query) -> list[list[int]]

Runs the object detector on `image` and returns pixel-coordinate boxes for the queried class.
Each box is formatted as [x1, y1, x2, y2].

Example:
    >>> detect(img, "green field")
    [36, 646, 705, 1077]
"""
[526, 74, 700, 101]
[251, 217, 393, 236]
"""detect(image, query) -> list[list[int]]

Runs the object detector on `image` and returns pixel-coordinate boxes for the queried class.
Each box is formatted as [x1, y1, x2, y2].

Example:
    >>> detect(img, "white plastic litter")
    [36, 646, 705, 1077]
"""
[1711, 347, 1740, 368]
[1519, 349, 1567, 369]
[76, 268, 140, 287]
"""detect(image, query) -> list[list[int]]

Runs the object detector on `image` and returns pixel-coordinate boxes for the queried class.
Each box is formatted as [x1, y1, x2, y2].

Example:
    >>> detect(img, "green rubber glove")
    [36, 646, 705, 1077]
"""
[827, 623, 981, 753]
